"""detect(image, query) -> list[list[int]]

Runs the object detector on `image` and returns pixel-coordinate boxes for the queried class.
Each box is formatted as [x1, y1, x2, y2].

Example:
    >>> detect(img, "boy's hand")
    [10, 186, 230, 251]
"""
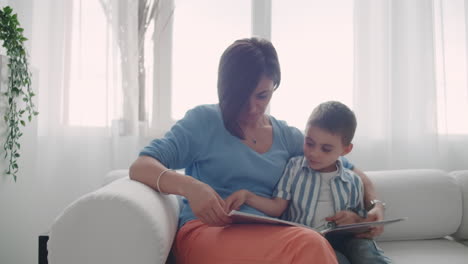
[224, 190, 252, 213]
[326, 210, 362, 226]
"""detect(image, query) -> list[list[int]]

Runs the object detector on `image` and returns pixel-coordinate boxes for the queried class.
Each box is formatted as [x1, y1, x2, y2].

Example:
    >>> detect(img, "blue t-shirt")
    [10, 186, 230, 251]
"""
[139, 104, 353, 228]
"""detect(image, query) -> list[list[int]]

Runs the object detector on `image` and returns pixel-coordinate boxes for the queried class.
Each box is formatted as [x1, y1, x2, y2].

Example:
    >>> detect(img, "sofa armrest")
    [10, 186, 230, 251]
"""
[48, 176, 180, 264]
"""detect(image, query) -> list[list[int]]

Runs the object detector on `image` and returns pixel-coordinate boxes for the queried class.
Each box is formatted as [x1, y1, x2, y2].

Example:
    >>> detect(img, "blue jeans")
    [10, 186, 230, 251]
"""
[326, 234, 392, 264]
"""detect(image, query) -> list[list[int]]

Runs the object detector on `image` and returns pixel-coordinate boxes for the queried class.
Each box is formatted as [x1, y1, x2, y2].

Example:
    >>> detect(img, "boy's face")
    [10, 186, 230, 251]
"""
[303, 125, 353, 172]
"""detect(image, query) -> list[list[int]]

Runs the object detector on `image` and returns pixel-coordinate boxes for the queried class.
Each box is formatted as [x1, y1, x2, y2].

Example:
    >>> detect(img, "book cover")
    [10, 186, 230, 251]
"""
[228, 210, 407, 236]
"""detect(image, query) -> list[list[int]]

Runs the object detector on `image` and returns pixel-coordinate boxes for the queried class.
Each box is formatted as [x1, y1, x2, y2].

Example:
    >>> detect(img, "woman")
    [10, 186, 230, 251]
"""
[129, 37, 384, 264]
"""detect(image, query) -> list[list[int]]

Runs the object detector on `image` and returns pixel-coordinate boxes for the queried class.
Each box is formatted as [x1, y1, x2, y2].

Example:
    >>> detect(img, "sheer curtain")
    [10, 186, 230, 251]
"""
[26, 0, 170, 235]
[33, 0, 138, 192]
[1, 1, 176, 263]
[351, 0, 468, 171]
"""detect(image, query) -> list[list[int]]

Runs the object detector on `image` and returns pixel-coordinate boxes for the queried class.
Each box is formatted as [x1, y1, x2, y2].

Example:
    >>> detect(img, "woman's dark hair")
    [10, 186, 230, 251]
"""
[217, 37, 281, 139]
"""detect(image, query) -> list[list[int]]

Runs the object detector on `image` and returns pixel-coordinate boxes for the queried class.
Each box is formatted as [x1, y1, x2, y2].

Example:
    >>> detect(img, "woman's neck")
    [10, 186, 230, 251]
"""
[238, 115, 268, 130]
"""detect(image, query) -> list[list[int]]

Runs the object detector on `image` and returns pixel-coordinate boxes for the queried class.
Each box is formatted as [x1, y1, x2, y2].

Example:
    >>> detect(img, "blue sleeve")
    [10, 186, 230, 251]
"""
[340, 156, 354, 170]
[139, 106, 206, 169]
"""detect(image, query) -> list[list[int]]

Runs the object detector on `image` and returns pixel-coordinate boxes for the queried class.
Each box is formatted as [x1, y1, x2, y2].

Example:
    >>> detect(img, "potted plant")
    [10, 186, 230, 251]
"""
[0, 6, 38, 181]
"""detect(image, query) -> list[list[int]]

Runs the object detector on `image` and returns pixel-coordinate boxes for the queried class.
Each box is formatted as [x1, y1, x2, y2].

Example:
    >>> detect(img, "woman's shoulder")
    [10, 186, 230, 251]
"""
[188, 104, 220, 116]
[269, 115, 303, 141]
[269, 115, 304, 156]
[269, 115, 298, 132]
[182, 104, 221, 123]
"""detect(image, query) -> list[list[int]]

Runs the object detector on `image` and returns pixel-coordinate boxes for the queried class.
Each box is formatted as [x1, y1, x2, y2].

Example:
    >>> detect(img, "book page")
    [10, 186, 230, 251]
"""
[228, 210, 407, 236]
[321, 217, 408, 235]
[228, 210, 311, 229]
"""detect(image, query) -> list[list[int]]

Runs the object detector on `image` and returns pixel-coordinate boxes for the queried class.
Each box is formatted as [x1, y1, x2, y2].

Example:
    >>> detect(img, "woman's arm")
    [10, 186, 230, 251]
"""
[225, 190, 289, 217]
[353, 167, 385, 237]
[129, 156, 192, 195]
[129, 156, 231, 226]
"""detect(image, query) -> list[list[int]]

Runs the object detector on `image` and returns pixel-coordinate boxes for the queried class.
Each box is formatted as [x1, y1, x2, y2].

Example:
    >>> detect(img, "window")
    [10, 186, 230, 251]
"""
[68, 0, 116, 127]
[171, 0, 353, 130]
[270, 0, 354, 129]
[433, 0, 468, 134]
[171, 0, 251, 120]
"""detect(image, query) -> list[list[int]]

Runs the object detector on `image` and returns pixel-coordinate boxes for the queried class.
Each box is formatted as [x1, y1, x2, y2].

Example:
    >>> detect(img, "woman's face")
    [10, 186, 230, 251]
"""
[238, 75, 274, 123]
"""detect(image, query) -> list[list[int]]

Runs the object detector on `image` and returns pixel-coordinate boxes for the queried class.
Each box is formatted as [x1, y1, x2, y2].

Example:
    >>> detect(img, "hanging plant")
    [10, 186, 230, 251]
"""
[0, 6, 38, 181]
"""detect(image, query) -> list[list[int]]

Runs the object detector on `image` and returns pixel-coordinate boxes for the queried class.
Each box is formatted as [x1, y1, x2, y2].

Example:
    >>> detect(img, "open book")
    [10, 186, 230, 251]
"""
[228, 210, 407, 236]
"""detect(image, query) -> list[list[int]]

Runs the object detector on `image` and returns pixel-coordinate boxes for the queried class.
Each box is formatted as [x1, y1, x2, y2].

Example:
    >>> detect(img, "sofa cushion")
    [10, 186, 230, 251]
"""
[379, 239, 468, 264]
[368, 170, 462, 241]
[450, 170, 468, 240]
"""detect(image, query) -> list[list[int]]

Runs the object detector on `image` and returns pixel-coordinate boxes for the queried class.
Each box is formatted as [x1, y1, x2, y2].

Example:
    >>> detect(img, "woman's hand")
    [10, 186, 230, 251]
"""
[184, 180, 231, 226]
[355, 204, 385, 238]
[326, 210, 362, 226]
[224, 190, 252, 212]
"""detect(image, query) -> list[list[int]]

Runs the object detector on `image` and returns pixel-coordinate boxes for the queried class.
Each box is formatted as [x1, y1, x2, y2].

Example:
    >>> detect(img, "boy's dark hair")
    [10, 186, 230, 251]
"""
[217, 37, 281, 139]
[307, 101, 357, 145]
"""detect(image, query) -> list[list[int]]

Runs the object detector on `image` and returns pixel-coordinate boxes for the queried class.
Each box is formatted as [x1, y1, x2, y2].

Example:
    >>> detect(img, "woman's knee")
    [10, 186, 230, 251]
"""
[287, 228, 337, 263]
[295, 229, 330, 248]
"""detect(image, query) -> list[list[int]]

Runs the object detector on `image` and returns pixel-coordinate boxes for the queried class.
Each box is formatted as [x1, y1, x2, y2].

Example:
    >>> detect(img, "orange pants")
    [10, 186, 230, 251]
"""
[174, 220, 338, 264]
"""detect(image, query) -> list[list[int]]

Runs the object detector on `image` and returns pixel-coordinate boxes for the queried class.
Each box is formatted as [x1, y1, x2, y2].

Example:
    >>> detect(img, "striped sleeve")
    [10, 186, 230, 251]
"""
[355, 174, 367, 218]
[273, 158, 297, 200]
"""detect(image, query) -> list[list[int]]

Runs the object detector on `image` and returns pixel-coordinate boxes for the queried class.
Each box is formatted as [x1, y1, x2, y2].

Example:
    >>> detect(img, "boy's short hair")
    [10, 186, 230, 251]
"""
[307, 101, 357, 145]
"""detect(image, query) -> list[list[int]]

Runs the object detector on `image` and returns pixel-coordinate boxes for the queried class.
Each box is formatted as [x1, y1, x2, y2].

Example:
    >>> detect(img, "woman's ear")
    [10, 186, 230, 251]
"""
[342, 143, 353, 155]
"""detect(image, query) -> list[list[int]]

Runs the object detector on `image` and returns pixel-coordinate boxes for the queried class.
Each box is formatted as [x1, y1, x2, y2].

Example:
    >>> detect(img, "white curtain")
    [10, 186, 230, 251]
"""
[1, 1, 176, 263]
[33, 0, 140, 183]
[18, 1, 145, 234]
[351, 0, 468, 171]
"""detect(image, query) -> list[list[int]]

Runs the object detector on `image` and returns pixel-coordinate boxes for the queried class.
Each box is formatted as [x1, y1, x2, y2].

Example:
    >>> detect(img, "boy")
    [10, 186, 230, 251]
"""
[225, 101, 391, 264]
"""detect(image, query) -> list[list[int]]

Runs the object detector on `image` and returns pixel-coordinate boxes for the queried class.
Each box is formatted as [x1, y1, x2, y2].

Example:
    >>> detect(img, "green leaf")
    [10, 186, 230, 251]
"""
[1, 5, 37, 182]
[4, 6, 13, 15]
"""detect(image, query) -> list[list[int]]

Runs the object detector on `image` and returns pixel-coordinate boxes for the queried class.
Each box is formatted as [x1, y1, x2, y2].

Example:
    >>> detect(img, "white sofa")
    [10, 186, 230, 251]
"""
[47, 169, 468, 264]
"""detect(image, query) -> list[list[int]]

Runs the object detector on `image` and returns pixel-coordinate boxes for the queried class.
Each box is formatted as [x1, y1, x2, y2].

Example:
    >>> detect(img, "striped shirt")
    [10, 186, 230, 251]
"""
[274, 156, 367, 228]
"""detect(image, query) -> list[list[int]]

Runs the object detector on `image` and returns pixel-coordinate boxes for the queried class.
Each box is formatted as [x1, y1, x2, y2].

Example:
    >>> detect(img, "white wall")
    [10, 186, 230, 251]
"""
[0, 2, 43, 264]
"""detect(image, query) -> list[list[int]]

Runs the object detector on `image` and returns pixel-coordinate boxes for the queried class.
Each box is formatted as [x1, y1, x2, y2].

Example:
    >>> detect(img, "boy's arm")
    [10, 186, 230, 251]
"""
[225, 190, 289, 217]
[247, 193, 289, 217]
